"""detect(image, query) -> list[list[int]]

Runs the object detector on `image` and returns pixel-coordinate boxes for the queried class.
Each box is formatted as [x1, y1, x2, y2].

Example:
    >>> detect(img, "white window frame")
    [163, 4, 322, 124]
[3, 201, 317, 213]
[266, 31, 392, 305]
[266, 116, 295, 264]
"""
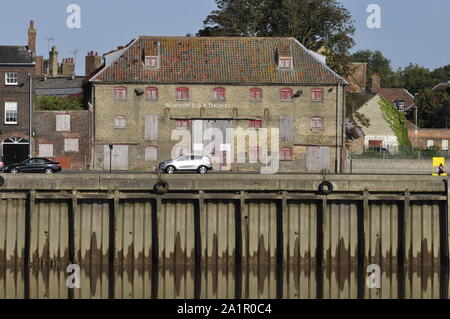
[5, 72, 18, 85]
[278, 57, 293, 69]
[442, 140, 449, 151]
[427, 140, 434, 148]
[114, 116, 127, 129]
[4, 102, 18, 124]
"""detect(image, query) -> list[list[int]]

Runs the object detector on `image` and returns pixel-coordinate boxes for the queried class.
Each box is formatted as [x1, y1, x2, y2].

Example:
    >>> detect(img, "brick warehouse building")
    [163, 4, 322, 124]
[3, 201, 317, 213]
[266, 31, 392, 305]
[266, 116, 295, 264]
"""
[0, 21, 36, 164]
[89, 37, 347, 172]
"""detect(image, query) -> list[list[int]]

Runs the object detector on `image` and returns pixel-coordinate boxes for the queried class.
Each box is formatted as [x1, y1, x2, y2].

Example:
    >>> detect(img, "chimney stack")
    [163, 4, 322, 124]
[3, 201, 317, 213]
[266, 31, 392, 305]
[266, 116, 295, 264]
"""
[28, 20, 36, 55]
[85, 51, 102, 76]
[49, 46, 58, 77]
[61, 57, 75, 76]
[371, 73, 381, 91]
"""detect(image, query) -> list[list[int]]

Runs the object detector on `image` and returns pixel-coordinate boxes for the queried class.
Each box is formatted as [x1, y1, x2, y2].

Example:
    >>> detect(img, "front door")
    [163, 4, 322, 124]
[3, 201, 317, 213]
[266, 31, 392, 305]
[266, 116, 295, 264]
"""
[2, 138, 29, 165]
[104, 145, 129, 170]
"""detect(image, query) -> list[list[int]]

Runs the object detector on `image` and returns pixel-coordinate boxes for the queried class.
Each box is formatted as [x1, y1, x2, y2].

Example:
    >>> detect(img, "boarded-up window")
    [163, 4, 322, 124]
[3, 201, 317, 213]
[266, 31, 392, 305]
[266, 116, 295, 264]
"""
[56, 114, 70, 131]
[115, 86, 127, 99]
[39, 144, 53, 157]
[64, 138, 79, 152]
[145, 146, 158, 161]
[280, 115, 294, 140]
[443, 140, 449, 151]
[306, 146, 330, 172]
[249, 119, 262, 129]
[144, 115, 159, 140]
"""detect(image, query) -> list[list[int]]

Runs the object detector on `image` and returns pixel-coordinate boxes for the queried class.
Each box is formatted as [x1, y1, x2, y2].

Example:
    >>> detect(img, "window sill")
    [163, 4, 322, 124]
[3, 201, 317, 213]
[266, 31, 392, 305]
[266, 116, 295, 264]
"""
[280, 99, 293, 102]
[311, 100, 325, 103]
[146, 99, 158, 102]
[5, 83, 18, 86]
[114, 127, 127, 129]
[4, 122, 18, 125]
[176, 99, 190, 102]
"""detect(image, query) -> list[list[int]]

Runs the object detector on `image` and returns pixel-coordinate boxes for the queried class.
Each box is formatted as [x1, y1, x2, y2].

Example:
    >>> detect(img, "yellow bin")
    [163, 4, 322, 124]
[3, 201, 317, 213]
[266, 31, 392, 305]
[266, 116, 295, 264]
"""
[432, 157, 447, 176]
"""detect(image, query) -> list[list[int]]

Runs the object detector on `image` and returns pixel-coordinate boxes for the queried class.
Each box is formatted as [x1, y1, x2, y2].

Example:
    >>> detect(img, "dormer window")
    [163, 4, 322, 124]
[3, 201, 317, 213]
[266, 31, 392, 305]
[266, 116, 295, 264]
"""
[144, 56, 159, 68]
[278, 57, 293, 69]
[395, 100, 405, 111]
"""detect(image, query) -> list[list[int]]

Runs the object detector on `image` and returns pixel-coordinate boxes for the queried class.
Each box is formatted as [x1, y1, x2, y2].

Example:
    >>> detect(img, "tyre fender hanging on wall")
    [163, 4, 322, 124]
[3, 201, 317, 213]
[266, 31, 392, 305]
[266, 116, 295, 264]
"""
[154, 180, 169, 194]
[318, 181, 333, 195]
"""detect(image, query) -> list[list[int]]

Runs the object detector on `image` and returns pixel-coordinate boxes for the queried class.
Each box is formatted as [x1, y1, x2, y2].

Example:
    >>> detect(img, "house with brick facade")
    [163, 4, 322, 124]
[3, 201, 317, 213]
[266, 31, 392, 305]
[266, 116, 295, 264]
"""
[0, 21, 36, 164]
[89, 36, 347, 172]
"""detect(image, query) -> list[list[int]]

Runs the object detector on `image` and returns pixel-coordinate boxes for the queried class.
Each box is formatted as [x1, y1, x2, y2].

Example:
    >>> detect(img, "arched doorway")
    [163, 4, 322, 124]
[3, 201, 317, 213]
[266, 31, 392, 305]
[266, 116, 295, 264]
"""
[2, 137, 29, 165]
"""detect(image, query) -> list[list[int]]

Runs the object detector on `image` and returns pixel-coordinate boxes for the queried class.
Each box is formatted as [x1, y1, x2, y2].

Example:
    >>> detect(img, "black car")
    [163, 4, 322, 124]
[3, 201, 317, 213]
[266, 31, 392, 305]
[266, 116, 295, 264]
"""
[3, 158, 62, 174]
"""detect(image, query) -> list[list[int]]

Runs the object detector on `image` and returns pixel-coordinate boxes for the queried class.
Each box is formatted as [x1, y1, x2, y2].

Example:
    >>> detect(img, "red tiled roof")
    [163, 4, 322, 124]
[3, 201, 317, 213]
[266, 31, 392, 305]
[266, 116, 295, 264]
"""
[371, 88, 415, 109]
[91, 36, 346, 85]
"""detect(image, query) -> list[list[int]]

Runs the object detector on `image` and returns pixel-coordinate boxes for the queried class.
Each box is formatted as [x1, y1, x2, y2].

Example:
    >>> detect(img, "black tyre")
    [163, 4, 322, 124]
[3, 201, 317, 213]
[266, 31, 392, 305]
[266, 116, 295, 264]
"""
[0, 176, 4, 187]
[318, 181, 333, 195]
[154, 181, 169, 194]
[198, 166, 208, 174]
[165, 166, 175, 174]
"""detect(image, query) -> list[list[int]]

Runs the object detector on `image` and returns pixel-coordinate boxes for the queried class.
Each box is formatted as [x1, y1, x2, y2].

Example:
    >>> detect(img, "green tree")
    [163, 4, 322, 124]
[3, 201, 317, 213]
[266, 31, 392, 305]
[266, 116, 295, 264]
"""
[398, 63, 436, 94]
[36, 96, 85, 111]
[350, 50, 394, 89]
[198, 0, 355, 76]
[415, 89, 450, 128]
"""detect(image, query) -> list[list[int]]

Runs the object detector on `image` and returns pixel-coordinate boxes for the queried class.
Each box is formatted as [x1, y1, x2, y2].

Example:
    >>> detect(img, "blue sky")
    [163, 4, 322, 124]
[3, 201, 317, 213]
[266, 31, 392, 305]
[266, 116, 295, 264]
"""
[0, 0, 448, 75]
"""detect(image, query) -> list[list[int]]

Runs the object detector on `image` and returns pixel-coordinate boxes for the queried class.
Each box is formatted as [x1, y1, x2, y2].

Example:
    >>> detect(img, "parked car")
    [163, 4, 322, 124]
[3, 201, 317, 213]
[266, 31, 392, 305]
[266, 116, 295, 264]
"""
[0, 155, 4, 171]
[2, 158, 62, 174]
[159, 155, 213, 174]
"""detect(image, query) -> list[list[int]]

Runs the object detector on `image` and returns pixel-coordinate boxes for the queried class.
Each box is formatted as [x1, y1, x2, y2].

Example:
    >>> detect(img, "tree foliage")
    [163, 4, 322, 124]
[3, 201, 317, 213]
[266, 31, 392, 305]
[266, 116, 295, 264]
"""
[198, 0, 355, 76]
[350, 50, 394, 89]
[415, 89, 450, 128]
[36, 96, 85, 111]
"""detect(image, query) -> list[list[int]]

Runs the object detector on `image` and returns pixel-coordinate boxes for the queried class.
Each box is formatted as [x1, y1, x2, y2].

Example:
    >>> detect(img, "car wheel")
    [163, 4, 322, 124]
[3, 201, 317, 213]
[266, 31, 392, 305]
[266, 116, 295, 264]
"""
[198, 166, 208, 174]
[165, 166, 175, 174]
[45, 168, 53, 174]
[10, 168, 19, 174]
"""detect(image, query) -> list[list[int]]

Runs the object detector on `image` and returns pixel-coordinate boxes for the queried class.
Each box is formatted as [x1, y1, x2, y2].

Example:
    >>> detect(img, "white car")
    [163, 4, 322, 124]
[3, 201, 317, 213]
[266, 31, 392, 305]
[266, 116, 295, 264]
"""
[159, 155, 213, 174]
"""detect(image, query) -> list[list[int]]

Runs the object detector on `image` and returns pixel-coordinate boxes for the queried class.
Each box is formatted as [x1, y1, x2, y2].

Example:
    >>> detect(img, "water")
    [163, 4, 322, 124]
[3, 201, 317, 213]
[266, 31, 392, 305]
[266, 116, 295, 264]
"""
[0, 264, 447, 299]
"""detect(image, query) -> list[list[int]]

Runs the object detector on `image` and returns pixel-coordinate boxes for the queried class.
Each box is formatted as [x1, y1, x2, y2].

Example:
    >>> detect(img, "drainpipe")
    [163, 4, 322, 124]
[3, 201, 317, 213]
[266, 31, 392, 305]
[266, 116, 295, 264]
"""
[28, 73, 33, 158]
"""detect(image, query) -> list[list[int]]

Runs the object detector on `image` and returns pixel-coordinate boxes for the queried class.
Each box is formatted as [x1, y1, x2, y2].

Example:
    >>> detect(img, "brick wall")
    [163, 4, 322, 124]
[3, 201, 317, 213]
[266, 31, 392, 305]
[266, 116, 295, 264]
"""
[33, 110, 92, 170]
[408, 128, 450, 151]
[92, 83, 345, 172]
[0, 66, 35, 160]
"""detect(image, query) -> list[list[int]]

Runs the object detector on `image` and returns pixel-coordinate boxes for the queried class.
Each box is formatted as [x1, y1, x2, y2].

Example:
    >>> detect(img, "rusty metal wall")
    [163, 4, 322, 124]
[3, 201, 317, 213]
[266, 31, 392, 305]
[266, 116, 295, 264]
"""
[30, 201, 70, 268]
[201, 200, 236, 266]
[0, 199, 26, 267]
[322, 201, 359, 299]
[158, 200, 195, 266]
[74, 200, 110, 267]
[115, 200, 152, 267]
